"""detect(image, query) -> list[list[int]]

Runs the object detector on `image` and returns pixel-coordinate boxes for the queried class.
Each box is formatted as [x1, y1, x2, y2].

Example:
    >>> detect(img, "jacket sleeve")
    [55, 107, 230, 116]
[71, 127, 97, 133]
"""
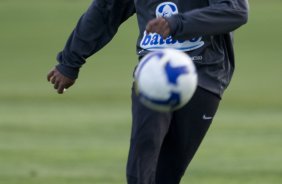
[166, 0, 249, 40]
[56, 0, 135, 79]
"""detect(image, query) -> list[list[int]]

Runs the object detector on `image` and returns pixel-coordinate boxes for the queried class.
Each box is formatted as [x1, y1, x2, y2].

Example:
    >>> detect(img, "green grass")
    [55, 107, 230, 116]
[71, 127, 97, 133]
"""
[0, 0, 281, 183]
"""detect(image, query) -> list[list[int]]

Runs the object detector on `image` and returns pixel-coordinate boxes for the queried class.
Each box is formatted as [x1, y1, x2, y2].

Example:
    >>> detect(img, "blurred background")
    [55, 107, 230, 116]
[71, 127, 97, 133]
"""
[0, 0, 281, 183]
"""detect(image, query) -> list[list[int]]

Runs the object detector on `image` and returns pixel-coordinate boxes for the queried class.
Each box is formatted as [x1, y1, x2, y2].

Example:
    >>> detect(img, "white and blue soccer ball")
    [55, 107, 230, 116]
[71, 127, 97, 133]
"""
[134, 48, 198, 112]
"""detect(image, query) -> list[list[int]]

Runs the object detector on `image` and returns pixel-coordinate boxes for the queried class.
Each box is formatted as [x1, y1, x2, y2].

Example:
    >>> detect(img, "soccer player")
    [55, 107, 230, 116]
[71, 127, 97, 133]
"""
[47, 0, 248, 183]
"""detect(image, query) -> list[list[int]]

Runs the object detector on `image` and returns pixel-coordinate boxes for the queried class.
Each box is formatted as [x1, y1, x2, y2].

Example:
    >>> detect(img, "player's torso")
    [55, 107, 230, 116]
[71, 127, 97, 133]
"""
[134, 0, 234, 96]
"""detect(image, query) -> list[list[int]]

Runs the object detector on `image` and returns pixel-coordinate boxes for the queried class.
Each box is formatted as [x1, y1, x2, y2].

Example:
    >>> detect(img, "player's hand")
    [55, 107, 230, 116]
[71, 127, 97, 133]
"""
[146, 17, 171, 39]
[47, 67, 75, 94]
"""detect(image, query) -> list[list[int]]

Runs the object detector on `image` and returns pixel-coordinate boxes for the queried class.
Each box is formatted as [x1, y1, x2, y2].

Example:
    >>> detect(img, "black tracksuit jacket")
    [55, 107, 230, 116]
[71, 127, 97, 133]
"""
[56, 0, 248, 96]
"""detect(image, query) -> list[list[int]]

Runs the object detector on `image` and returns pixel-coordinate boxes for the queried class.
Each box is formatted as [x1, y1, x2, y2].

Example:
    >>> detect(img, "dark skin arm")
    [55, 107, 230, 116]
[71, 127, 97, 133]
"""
[47, 68, 75, 94]
[146, 17, 171, 38]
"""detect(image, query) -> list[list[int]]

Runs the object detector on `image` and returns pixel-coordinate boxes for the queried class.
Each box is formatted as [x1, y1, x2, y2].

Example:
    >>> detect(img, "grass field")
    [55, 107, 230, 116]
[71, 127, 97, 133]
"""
[0, 0, 281, 183]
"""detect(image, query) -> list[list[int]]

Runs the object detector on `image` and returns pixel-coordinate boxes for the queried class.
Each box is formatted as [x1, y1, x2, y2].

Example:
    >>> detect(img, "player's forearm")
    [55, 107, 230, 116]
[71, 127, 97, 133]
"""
[57, 0, 135, 79]
[167, 0, 249, 40]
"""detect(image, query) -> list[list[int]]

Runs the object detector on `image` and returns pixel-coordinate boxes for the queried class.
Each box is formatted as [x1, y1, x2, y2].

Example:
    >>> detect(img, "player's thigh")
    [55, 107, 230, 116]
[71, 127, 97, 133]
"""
[172, 87, 221, 155]
[127, 84, 172, 180]
[156, 87, 221, 181]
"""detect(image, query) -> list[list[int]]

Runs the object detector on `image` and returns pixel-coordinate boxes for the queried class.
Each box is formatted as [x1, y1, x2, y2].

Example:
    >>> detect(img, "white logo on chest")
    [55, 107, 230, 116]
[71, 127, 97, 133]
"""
[140, 2, 204, 52]
[156, 2, 178, 18]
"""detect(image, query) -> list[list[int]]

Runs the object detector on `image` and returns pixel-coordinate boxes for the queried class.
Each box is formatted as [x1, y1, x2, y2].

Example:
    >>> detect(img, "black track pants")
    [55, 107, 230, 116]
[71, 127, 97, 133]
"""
[126, 85, 221, 184]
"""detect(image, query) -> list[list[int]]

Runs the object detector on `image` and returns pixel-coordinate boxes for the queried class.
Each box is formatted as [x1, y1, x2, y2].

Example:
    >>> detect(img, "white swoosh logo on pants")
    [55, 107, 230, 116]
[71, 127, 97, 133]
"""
[202, 114, 213, 120]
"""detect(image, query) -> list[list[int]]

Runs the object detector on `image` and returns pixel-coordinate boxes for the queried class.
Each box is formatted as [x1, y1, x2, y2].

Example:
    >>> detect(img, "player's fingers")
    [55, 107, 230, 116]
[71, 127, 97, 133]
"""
[47, 70, 55, 82]
[162, 29, 170, 39]
[158, 17, 167, 27]
[54, 80, 60, 90]
[145, 23, 153, 33]
[146, 18, 159, 32]
[157, 19, 168, 32]
[146, 18, 168, 35]
[57, 84, 65, 94]
[51, 75, 56, 84]
[64, 81, 74, 89]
